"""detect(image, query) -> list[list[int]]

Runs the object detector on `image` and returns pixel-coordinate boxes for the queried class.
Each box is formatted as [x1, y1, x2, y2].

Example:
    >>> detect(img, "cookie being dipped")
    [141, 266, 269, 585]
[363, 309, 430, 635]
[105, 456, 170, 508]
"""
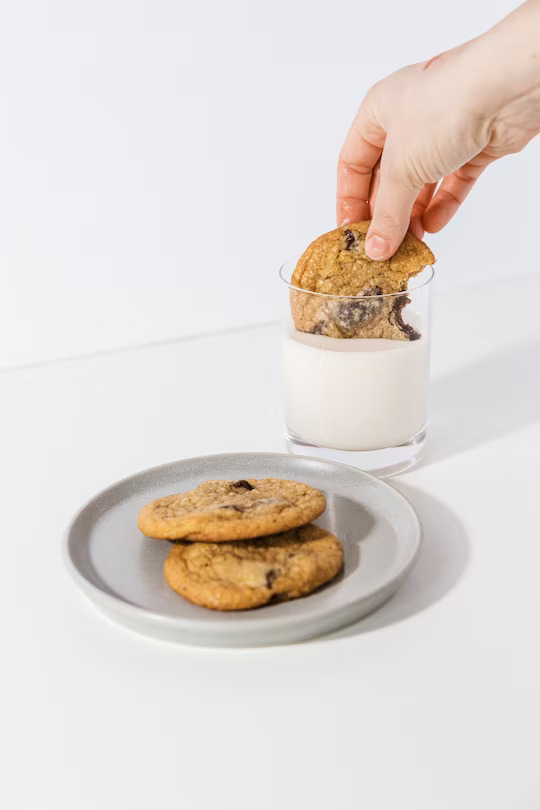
[290, 222, 435, 339]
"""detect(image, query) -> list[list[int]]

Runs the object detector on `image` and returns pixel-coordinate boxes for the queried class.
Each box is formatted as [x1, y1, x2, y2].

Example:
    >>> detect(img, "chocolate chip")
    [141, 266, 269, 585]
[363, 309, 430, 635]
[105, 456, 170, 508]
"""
[309, 321, 328, 335]
[265, 569, 277, 588]
[231, 480, 253, 491]
[388, 296, 421, 341]
[329, 287, 384, 332]
[364, 286, 384, 297]
[343, 229, 356, 250]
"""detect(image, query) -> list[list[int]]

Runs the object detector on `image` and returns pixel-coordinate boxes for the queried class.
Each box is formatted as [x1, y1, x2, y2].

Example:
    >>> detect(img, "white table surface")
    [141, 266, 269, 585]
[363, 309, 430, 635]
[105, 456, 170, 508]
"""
[2, 276, 539, 810]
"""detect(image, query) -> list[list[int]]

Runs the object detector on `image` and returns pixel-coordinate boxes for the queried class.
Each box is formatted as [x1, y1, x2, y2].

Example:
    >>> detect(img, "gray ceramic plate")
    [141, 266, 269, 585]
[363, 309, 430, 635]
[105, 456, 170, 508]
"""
[63, 453, 421, 647]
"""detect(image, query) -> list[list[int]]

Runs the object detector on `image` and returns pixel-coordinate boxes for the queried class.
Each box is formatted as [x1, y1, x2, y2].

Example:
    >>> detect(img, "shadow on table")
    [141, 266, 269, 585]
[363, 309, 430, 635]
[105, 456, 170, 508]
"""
[323, 483, 470, 640]
[422, 338, 540, 466]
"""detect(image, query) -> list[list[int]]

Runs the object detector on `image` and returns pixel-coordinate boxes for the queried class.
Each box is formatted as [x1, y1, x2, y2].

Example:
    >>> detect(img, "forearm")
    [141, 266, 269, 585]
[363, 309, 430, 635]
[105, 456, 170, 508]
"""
[467, 1, 540, 123]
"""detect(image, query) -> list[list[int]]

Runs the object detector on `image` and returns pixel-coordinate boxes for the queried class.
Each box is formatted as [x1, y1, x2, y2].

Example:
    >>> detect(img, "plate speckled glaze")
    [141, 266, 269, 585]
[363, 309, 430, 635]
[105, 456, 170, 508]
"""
[63, 453, 421, 647]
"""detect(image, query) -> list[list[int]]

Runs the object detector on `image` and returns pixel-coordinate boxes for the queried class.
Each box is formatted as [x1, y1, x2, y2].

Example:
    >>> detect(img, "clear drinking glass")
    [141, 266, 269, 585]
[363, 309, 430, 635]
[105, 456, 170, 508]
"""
[280, 260, 434, 477]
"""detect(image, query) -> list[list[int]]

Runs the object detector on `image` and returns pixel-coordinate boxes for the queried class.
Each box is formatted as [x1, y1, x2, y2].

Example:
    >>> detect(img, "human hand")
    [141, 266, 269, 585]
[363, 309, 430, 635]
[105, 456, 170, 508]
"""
[337, 1, 540, 259]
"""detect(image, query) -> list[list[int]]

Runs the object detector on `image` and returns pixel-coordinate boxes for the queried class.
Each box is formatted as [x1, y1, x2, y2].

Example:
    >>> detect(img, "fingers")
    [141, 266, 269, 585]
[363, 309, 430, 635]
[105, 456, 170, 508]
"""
[370, 171, 435, 242]
[337, 101, 385, 226]
[367, 161, 381, 215]
[423, 159, 491, 232]
[410, 183, 437, 240]
[365, 150, 422, 259]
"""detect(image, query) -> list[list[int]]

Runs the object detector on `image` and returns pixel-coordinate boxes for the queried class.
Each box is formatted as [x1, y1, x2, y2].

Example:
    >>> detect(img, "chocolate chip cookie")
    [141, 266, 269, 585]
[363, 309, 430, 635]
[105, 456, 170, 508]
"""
[290, 221, 434, 339]
[138, 479, 326, 541]
[164, 524, 344, 610]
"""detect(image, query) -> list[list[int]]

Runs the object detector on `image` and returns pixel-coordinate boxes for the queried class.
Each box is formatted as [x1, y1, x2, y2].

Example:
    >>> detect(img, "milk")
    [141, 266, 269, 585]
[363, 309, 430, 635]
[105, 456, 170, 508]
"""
[282, 327, 430, 451]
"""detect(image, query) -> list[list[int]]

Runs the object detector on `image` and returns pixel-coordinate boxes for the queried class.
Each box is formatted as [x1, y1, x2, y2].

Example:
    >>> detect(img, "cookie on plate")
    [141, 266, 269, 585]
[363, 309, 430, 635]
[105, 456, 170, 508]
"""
[290, 221, 434, 339]
[138, 479, 326, 541]
[164, 524, 344, 610]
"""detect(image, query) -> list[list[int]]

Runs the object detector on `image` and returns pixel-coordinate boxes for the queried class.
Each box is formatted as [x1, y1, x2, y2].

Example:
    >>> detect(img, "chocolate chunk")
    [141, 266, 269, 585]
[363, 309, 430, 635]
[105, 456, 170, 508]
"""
[309, 321, 328, 335]
[265, 569, 277, 588]
[231, 480, 253, 491]
[343, 229, 356, 250]
[388, 296, 421, 341]
[329, 286, 384, 332]
[364, 286, 384, 296]
[343, 228, 369, 254]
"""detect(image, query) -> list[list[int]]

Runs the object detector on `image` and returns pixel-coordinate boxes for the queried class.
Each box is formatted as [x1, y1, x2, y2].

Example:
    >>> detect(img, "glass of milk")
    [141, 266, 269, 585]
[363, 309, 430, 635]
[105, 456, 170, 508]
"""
[280, 260, 434, 477]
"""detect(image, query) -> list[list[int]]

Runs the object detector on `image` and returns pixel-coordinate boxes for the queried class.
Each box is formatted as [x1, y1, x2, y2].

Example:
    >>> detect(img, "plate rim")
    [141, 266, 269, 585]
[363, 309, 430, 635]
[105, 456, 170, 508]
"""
[62, 451, 422, 636]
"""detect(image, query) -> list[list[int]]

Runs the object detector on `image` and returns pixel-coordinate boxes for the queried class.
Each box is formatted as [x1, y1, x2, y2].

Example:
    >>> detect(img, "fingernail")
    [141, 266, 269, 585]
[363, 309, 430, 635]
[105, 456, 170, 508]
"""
[365, 233, 389, 260]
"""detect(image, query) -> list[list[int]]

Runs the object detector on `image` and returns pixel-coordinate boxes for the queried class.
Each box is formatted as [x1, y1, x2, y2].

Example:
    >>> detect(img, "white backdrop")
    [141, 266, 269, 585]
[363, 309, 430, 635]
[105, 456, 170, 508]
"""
[0, 0, 535, 369]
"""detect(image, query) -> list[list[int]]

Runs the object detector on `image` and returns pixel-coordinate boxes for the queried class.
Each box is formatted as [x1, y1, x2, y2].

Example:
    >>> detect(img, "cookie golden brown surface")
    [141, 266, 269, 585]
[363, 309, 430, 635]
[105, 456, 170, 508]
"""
[138, 479, 326, 541]
[164, 524, 344, 610]
[292, 221, 434, 296]
[290, 222, 434, 339]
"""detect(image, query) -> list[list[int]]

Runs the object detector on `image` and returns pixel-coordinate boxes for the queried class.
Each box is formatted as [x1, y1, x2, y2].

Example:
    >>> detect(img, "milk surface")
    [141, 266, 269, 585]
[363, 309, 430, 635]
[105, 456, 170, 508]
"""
[283, 327, 430, 451]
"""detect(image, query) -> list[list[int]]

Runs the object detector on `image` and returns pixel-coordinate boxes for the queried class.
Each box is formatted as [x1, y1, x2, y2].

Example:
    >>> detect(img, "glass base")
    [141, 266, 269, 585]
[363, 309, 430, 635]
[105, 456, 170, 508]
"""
[285, 427, 426, 479]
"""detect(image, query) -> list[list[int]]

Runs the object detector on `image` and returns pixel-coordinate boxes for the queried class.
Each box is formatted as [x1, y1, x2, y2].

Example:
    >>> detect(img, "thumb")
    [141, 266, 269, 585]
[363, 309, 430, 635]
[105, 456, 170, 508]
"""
[365, 156, 421, 260]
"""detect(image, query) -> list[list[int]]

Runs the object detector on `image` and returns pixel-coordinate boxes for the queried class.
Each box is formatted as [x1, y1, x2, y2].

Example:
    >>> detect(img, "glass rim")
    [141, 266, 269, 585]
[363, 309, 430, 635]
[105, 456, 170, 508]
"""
[279, 259, 435, 301]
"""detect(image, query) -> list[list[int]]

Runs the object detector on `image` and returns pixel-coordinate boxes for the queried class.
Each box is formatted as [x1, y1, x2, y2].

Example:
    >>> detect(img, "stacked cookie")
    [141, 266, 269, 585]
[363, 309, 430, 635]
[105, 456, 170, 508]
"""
[138, 478, 343, 611]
